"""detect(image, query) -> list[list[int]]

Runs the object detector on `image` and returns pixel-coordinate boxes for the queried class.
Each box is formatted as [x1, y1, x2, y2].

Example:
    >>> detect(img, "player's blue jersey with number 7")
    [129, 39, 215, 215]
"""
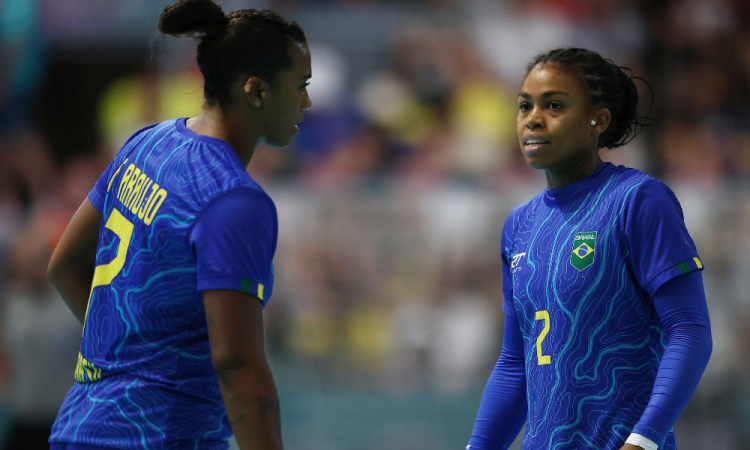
[50, 118, 278, 449]
[502, 162, 702, 449]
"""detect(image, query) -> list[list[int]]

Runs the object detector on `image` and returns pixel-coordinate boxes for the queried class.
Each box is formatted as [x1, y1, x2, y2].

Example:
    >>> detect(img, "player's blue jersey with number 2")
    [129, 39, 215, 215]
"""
[50, 118, 278, 449]
[502, 162, 702, 449]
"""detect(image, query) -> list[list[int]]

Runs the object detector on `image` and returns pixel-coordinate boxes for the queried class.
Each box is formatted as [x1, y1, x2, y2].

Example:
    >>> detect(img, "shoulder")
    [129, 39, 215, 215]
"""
[123, 120, 173, 149]
[189, 185, 277, 246]
[616, 170, 686, 228]
[627, 171, 681, 210]
[164, 119, 261, 206]
[113, 120, 184, 165]
[502, 191, 544, 238]
[607, 165, 667, 193]
[602, 165, 680, 210]
[204, 185, 276, 222]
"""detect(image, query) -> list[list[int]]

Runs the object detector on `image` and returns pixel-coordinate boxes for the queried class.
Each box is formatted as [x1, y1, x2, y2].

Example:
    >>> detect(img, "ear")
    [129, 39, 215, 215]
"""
[590, 108, 612, 137]
[243, 75, 268, 109]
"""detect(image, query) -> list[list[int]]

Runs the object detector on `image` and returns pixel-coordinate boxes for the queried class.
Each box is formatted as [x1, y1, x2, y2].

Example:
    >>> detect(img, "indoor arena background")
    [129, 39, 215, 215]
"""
[1, 0, 748, 449]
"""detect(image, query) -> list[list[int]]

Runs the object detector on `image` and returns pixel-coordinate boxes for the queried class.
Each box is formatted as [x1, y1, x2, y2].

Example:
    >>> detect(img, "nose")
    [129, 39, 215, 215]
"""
[302, 91, 312, 110]
[526, 107, 544, 129]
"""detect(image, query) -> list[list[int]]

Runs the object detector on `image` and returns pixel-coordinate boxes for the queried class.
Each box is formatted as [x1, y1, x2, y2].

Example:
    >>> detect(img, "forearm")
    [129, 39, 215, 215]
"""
[47, 198, 101, 325]
[631, 322, 711, 444]
[468, 315, 527, 449]
[631, 272, 712, 445]
[49, 271, 92, 325]
[216, 361, 283, 450]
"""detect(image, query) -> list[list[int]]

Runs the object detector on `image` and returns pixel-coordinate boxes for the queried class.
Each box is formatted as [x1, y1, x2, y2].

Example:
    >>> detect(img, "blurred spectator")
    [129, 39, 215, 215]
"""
[0, 0, 45, 131]
[98, 63, 202, 154]
[0, 147, 99, 448]
[0, 202, 84, 448]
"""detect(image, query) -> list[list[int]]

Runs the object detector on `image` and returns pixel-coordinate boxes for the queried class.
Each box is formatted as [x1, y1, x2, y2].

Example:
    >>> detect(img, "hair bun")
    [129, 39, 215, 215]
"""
[158, 0, 227, 38]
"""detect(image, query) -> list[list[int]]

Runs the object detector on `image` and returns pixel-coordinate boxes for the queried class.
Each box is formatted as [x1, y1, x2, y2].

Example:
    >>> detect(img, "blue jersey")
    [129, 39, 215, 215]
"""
[50, 118, 278, 449]
[502, 163, 702, 450]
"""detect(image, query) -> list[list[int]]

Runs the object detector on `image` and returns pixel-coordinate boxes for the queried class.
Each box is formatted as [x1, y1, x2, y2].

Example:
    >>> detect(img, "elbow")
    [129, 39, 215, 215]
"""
[687, 323, 714, 367]
[211, 347, 274, 391]
[704, 328, 714, 362]
[47, 252, 71, 289]
[212, 352, 264, 379]
[47, 258, 62, 287]
[665, 322, 713, 368]
[212, 355, 251, 376]
[695, 322, 713, 363]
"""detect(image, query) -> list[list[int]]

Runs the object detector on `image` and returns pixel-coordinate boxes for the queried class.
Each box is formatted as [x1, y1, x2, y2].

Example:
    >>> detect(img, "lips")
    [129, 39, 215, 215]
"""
[522, 135, 550, 154]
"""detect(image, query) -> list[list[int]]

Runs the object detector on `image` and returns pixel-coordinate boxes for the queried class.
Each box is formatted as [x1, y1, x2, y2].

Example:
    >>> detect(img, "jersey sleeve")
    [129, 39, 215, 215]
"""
[500, 214, 516, 318]
[189, 187, 278, 306]
[631, 270, 712, 445]
[467, 314, 528, 449]
[625, 179, 704, 297]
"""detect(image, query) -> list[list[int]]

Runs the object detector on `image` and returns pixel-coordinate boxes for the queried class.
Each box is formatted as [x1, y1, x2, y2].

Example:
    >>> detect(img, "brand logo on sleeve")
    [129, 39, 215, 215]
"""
[570, 231, 597, 271]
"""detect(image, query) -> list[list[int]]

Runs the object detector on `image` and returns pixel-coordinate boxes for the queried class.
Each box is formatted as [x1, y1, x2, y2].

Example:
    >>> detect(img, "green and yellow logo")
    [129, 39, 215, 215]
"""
[571, 231, 597, 271]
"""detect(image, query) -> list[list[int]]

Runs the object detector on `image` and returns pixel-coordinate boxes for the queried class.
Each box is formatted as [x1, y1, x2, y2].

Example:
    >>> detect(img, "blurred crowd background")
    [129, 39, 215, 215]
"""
[1, 0, 749, 449]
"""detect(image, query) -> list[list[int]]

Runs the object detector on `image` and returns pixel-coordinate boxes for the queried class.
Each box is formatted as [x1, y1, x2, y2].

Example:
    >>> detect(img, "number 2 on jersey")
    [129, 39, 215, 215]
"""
[535, 310, 551, 365]
[82, 208, 134, 331]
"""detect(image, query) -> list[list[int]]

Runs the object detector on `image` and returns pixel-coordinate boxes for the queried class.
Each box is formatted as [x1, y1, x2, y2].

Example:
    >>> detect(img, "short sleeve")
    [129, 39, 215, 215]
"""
[501, 216, 516, 318]
[189, 187, 278, 307]
[625, 179, 704, 297]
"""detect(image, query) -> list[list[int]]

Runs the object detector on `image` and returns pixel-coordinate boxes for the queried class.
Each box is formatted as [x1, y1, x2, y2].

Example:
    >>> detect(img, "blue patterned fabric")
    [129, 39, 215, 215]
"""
[479, 163, 702, 450]
[50, 118, 278, 449]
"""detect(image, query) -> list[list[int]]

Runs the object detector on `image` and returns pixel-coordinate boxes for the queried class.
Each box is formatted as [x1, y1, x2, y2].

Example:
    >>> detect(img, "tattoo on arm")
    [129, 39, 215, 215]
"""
[230, 414, 246, 426]
[218, 370, 233, 389]
[251, 396, 280, 416]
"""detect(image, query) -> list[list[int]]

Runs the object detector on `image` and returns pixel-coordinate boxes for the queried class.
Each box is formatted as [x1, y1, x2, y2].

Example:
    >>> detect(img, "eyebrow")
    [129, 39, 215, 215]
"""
[518, 90, 571, 99]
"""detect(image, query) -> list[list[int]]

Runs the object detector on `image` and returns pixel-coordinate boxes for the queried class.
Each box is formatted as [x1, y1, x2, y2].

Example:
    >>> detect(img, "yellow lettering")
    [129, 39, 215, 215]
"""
[144, 189, 167, 225]
[126, 173, 148, 211]
[112, 163, 168, 226]
[131, 179, 153, 215]
[74, 352, 103, 383]
[123, 167, 141, 203]
[119, 167, 140, 204]
[117, 164, 136, 201]
[139, 183, 160, 220]
[107, 158, 129, 193]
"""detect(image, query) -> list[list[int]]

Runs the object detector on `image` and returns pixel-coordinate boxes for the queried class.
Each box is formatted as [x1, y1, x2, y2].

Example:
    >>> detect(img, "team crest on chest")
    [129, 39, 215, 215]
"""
[570, 231, 597, 271]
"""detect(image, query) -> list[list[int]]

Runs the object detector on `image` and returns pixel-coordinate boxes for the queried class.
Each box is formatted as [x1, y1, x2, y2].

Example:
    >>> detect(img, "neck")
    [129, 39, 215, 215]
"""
[186, 103, 261, 167]
[544, 153, 603, 190]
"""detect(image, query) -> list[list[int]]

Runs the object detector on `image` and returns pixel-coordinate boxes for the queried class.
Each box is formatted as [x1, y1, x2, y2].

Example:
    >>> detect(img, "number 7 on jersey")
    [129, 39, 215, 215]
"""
[83, 208, 134, 330]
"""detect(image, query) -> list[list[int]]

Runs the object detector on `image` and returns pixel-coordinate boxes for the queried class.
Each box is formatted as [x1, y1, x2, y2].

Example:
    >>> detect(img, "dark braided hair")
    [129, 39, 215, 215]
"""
[158, 0, 306, 107]
[525, 48, 655, 149]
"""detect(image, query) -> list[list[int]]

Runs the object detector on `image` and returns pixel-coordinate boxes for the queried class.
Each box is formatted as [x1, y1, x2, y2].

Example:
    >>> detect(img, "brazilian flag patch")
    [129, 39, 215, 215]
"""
[678, 257, 703, 274]
[571, 231, 597, 271]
